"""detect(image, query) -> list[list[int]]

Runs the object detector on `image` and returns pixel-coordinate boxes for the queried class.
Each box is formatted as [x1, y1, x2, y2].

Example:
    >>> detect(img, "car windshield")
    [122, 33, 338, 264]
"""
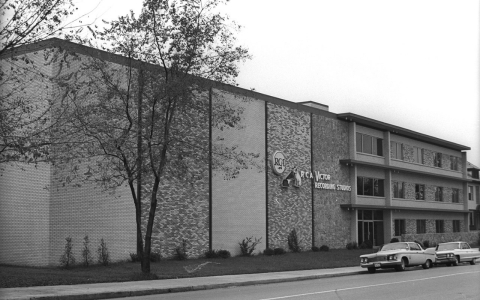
[380, 243, 408, 251]
[437, 244, 459, 251]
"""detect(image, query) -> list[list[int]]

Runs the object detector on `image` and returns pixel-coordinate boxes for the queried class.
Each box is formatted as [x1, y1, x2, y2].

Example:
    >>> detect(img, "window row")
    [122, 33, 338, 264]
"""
[394, 219, 461, 235]
[392, 181, 460, 203]
[468, 185, 480, 203]
[390, 141, 460, 171]
[357, 177, 384, 197]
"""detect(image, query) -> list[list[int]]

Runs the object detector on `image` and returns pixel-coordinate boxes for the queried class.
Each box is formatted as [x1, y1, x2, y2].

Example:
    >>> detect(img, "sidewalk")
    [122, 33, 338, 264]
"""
[0, 266, 363, 300]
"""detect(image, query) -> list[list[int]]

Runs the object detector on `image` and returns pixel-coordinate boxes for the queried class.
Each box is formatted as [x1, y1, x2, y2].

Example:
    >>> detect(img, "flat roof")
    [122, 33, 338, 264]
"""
[337, 113, 470, 151]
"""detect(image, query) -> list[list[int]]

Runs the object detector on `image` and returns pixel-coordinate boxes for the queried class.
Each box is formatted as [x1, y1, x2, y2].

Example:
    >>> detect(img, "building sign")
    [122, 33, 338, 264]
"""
[272, 151, 286, 175]
[273, 151, 351, 191]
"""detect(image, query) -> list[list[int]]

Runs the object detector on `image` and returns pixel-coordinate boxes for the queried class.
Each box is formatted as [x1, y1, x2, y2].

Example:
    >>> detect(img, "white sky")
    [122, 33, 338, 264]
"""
[74, 0, 480, 167]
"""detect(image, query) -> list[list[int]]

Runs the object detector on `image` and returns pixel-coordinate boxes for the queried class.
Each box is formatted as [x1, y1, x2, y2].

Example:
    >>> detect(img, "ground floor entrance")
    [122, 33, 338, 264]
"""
[357, 210, 384, 246]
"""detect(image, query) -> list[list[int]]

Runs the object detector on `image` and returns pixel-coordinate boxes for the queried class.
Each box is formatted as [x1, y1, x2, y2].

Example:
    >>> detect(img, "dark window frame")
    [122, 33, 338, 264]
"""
[416, 219, 426, 234]
[435, 187, 443, 202]
[415, 184, 425, 200]
[435, 220, 444, 233]
[393, 181, 405, 198]
[452, 188, 459, 203]
[434, 152, 442, 168]
[453, 220, 461, 233]
[357, 176, 385, 197]
[394, 219, 406, 236]
[391, 141, 403, 160]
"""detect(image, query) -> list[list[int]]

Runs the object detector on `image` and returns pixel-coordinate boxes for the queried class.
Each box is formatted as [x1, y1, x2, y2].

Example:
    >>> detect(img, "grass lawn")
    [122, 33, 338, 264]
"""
[0, 249, 372, 288]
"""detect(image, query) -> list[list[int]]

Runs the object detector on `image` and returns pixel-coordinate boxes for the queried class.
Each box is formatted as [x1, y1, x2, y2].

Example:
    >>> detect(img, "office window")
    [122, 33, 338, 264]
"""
[435, 220, 444, 233]
[393, 181, 404, 198]
[356, 133, 383, 156]
[413, 147, 423, 164]
[435, 187, 443, 202]
[391, 142, 403, 160]
[450, 156, 459, 171]
[469, 212, 475, 229]
[469, 186, 473, 201]
[395, 219, 406, 236]
[415, 184, 425, 200]
[357, 177, 384, 197]
[453, 220, 461, 233]
[452, 188, 459, 203]
[434, 152, 442, 168]
[416, 220, 426, 234]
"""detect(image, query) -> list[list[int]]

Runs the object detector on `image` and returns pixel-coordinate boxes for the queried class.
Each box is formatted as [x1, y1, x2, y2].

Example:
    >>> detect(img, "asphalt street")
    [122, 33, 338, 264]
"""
[111, 264, 480, 300]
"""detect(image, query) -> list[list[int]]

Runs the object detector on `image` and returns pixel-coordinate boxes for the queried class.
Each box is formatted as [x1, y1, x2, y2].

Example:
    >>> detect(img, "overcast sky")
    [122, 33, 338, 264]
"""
[74, 0, 480, 167]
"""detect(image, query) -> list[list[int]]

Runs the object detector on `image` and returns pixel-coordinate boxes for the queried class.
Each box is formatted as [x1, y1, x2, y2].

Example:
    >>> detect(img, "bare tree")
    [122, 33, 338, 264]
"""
[53, 0, 257, 273]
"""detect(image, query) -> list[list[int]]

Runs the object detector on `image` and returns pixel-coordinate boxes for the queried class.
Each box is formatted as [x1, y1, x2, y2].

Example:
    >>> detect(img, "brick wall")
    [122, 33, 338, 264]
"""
[312, 115, 351, 249]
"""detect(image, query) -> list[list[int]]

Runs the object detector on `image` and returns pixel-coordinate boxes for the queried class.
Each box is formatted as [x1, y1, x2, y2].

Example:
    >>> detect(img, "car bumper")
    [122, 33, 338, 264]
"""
[360, 261, 401, 269]
[434, 257, 456, 264]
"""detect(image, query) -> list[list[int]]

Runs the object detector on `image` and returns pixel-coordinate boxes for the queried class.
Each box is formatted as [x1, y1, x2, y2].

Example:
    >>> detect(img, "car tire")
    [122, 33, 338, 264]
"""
[470, 259, 477, 265]
[367, 267, 376, 274]
[422, 259, 432, 269]
[452, 256, 459, 266]
[395, 258, 406, 272]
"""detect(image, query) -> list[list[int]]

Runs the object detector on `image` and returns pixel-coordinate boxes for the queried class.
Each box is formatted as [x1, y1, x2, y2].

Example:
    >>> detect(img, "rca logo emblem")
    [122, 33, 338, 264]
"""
[272, 151, 286, 175]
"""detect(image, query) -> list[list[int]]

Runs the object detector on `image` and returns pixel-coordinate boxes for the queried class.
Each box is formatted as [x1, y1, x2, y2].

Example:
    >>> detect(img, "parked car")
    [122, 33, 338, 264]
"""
[433, 242, 480, 266]
[360, 242, 435, 273]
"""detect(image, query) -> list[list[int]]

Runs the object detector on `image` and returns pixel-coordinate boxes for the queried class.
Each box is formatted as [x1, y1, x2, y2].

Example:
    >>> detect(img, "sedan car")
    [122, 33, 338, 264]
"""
[360, 242, 435, 273]
[434, 242, 480, 266]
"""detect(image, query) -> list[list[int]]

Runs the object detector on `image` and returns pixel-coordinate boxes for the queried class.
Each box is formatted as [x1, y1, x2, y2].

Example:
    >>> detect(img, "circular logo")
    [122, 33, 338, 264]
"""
[272, 151, 286, 175]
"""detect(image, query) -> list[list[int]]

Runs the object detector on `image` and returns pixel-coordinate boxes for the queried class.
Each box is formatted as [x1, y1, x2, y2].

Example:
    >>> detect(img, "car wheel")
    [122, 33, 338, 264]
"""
[470, 259, 477, 265]
[395, 258, 406, 272]
[452, 256, 459, 266]
[422, 259, 432, 269]
[367, 267, 376, 274]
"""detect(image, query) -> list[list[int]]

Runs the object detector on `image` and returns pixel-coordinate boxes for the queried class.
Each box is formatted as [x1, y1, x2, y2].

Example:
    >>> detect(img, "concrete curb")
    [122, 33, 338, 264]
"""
[1, 270, 365, 300]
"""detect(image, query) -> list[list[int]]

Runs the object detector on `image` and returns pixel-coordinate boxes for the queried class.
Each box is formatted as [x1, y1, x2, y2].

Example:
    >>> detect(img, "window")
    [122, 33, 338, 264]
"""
[393, 181, 405, 198]
[413, 147, 423, 164]
[415, 184, 425, 200]
[435, 220, 444, 233]
[468, 186, 473, 201]
[453, 220, 461, 232]
[452, 188, 459, 203]
[435, 187, 443, 202]
[450, 156, 459, 171]
[469, 212, 475, 229]
[416, 220, 426, 234]
[357, 177, 384, 197]
[391, 142, 403, 160]
[434, 152, 442, 168]
[477, 187, 480, 204]
[395, 219, 406, 236]
[356, 133, 383, 156]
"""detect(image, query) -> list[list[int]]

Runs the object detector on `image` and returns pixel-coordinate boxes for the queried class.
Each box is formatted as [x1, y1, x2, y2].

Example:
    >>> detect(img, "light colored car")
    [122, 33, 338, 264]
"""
[360, 242, 435, 273]
[434, 242, 480, 266]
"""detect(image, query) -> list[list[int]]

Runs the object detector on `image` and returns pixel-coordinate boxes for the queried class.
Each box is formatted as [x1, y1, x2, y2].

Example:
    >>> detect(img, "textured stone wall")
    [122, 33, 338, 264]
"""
[312, 115, 351, 249]
[405, 219, 417, 234]
[267, 103, 312, 251]
[396, 143, 462, 172]
[398, 182, 462, 202]
[402, 229, 476, 245]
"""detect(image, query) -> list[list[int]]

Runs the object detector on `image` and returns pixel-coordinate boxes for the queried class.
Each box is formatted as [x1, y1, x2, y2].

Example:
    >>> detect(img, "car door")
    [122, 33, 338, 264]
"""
[408, 243, 423, 265]
[461, 243, 473, 261]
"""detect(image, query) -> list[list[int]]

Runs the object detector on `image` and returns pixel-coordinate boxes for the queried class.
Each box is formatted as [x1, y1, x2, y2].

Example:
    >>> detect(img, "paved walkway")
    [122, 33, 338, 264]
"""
[0, 266, 363, 300]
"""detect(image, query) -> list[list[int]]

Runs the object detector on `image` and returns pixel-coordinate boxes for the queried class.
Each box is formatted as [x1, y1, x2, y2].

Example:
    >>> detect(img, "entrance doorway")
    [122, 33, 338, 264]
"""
[357, 210, 384, 246]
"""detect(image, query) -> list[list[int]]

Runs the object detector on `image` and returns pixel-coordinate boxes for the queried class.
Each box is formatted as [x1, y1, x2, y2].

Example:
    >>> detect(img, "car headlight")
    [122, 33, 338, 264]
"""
[448, 253, 454, 258]
[361, 258, 368, 263]
[387, 255, 397, 261]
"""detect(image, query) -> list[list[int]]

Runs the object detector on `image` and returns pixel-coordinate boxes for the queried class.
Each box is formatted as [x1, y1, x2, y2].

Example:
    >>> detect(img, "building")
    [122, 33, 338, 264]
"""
[1, 39, 479, 266]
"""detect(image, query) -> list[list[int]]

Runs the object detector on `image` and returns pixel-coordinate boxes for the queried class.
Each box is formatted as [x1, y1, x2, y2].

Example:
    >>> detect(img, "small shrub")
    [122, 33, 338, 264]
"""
[82, 235, 93, 266]
[287, 229, 301, 252]
[346, 242, 358, 250]
[217, 249, 231, 258]
[239, 236, 262, 256]
[129, 252, 140, 262]
[97, 238, 110, 266]
[175, 239, 188, 260]
[60, 236, 75, 268]
[319, 245, 329, 252]
[423, 240, 430, 248]
[359, 240, 372, 249]
[204, 249, 219, 259]
[430, 241, 437, 248]
[263, 248, 275, 256]
[414, 240, 422, 246]
[274, 247, 286, 255]
[311, 246, 320, 252]
[150, 251, 161, 262]
[390, 237, 400, 243]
